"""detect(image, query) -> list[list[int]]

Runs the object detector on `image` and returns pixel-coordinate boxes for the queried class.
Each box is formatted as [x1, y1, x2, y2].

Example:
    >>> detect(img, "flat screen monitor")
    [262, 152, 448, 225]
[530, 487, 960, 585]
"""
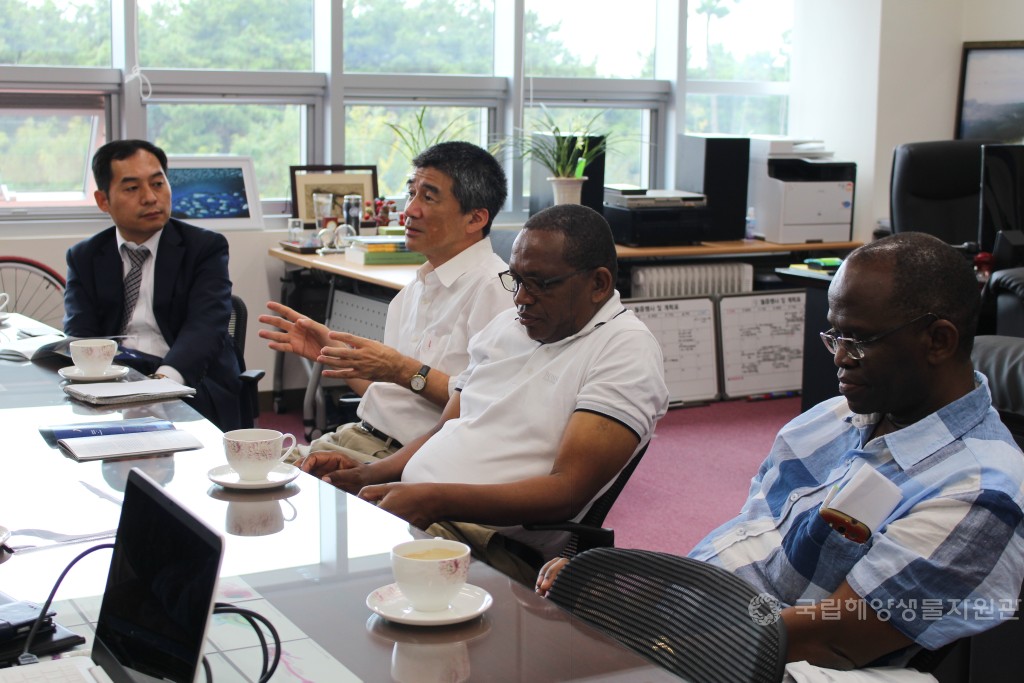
[979, 144, 1024, 253]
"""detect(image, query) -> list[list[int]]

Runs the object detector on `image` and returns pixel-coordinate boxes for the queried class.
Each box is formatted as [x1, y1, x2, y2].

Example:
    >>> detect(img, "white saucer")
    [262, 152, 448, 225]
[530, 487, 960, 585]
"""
[58, 365, 129, 382]
[366, 583, 493, 626]
[207, 463, 300, 490]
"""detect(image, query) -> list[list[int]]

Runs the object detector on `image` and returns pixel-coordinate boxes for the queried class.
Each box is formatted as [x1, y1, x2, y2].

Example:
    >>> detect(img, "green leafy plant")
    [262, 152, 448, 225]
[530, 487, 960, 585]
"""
[385, 107, 476, 163]
[517, 107, 609, 178]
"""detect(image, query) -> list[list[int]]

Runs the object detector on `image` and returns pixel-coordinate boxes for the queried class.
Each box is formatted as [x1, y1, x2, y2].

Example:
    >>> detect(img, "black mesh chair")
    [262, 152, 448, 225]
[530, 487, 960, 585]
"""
[229, 295, 266, 428]
[546, 547, 787, 683]
[890, 139, 997, 248]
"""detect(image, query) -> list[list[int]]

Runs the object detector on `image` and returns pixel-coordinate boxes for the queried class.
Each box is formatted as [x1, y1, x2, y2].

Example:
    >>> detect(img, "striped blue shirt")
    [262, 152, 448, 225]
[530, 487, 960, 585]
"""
[690, 372, 1024, 653]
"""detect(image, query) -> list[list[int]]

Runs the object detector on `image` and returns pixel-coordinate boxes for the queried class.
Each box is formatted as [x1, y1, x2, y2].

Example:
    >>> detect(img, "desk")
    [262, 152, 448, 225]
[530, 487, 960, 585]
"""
[776, 265, 839, 411]
[0, 344, 674, 681]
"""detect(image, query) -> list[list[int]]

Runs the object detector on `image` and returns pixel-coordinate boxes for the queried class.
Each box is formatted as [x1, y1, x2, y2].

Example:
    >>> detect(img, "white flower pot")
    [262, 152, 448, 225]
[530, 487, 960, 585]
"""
[548, 176, 588, 205]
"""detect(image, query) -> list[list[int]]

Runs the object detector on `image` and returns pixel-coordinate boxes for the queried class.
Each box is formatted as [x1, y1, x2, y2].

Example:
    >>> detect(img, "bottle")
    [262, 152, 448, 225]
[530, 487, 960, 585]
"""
[974, 251, 994, 287]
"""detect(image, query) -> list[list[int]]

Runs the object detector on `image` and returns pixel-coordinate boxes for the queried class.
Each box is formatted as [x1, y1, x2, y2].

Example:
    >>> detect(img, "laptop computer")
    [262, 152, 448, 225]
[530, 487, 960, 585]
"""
[0, 468, 224, 683]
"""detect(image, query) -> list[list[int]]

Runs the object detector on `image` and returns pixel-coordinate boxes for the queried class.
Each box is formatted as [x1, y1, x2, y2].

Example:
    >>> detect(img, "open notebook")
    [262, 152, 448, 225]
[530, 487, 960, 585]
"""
[0, 468, 224, 683]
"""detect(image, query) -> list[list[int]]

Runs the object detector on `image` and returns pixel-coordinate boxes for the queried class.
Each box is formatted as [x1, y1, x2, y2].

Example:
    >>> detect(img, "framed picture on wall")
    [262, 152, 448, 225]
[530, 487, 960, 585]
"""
[956, 41, 1024, 142]
[166, 156, 263, 229]
[289, 165, 378, 226]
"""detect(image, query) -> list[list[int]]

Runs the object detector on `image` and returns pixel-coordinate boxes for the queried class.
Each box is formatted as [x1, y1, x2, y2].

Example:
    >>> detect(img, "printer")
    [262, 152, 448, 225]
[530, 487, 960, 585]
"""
[747, 138, 856, 243]
[603, 189, 711, 247]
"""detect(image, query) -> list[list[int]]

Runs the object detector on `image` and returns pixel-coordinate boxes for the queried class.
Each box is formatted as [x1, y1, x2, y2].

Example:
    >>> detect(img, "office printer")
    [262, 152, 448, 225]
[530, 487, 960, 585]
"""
[748, 139, 856, 243]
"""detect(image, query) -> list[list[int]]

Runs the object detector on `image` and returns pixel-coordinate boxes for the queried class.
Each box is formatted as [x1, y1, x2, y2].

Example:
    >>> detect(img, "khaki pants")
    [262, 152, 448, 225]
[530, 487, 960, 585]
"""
[287, 421, 400, 465]
[427, 521, 543, 586]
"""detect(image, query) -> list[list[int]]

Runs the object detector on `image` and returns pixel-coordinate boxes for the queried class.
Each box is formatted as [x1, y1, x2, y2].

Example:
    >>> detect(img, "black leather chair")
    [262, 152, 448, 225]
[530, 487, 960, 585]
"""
[546, 547, 787, 683]
[890, 139, 998, 248]
[982, 267, 1024, 338]
[229, 295, 266, 428]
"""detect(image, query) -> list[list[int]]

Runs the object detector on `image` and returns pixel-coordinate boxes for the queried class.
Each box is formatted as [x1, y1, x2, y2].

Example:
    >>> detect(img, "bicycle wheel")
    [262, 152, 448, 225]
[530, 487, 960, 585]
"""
[0, 257, 67, 330]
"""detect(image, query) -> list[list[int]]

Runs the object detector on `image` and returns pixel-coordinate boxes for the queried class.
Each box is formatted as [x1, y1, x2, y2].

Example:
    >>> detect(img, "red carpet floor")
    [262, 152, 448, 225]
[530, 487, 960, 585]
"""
[259, 396, 802, 557]
[604, 397, 801, 556]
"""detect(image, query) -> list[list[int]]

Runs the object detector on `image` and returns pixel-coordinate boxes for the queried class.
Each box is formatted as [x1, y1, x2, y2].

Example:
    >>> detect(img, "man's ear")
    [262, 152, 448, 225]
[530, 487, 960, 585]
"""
[94, 189, 110, 214]
[464, 207, 489, 236]
[590, 267, 614, 303]
[927, 318, 960, 363]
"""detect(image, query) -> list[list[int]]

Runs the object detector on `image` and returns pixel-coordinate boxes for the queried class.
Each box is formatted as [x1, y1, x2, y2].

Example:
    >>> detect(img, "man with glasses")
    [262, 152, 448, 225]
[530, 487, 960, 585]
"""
[541, 231, 1024, 672]
[302, 204, 669, 583]
[260, 142, 512, 461]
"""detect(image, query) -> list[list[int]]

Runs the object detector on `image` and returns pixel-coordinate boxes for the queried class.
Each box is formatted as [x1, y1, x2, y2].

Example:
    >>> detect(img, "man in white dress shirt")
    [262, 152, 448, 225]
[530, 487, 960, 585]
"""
[260, 141, 513, 460]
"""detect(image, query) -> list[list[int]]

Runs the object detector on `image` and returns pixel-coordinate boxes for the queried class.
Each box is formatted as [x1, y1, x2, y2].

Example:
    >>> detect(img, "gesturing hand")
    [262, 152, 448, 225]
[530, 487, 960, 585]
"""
[258, 301, 331, 362]
[319, 330, 406, 383]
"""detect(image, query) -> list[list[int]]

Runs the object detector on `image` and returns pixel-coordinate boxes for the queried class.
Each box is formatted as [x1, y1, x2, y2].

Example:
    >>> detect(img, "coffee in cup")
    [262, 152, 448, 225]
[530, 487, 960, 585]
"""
[391, 538, 470, 612]
[69, 338, 118, 375]
[222, 428, 297, 481]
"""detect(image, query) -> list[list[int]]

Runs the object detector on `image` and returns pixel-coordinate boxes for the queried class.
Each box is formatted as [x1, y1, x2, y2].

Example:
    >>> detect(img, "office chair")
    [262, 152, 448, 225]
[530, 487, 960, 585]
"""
[229, 295, 267, 428]
[890, 139, 998, 249]
[982, 267, 1024, 338]
[546, 547, 787, 683]
[525, 442, 650, 559]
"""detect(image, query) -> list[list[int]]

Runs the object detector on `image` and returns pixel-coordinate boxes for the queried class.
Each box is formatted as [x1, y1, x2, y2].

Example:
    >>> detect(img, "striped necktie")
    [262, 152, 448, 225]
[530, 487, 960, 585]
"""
[121, 245, 151, 335]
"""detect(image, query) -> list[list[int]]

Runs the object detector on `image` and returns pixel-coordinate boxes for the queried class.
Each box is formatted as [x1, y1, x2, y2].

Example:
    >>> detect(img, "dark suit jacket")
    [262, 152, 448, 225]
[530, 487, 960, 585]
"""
[64, 219, 243, 431]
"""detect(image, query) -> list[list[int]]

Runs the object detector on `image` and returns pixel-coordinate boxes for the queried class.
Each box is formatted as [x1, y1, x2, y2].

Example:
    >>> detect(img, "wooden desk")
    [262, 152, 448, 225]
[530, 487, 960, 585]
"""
[269, 247, 416, 291]
[0, 349, 674, 682]
[615, 239, 861, 260]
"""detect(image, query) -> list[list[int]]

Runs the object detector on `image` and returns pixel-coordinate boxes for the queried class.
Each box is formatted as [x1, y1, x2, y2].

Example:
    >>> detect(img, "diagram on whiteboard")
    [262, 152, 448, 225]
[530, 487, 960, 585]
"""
[626, 297, 718, 405]
[719, 291, 806, 398]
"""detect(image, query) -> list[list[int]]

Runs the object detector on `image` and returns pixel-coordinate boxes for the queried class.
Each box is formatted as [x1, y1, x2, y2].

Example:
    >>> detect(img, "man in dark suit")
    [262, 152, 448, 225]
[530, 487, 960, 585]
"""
[63, 139, 243, 430]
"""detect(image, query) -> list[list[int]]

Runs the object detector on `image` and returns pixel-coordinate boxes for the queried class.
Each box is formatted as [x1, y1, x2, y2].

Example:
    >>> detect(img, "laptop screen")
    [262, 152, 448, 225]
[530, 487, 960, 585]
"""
[92, 469, 223, 683]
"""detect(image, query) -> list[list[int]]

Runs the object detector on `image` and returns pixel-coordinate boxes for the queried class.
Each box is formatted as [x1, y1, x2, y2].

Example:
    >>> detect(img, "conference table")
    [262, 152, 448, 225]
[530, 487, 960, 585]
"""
[0, 319, 677, 681]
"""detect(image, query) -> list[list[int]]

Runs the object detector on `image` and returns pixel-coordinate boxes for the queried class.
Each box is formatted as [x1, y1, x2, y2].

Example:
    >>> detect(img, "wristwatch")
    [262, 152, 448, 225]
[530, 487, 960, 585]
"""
[410, 364, 430, 393]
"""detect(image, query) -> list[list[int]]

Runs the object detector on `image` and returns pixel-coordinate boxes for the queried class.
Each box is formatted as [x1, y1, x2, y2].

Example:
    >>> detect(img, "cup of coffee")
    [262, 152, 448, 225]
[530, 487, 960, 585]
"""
[223, 428, 297, 481]
[69, 338, 118, 375]
[391, 538, 471, 612]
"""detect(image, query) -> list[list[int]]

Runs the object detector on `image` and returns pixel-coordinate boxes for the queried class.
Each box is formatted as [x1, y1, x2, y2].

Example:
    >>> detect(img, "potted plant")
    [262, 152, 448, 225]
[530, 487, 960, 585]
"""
[518, 107, 609, 205]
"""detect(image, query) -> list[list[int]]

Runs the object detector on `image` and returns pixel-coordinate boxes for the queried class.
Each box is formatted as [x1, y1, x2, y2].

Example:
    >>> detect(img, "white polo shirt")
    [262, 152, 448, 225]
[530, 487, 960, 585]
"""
[402, 291, 670, 556]
[358, 236, 512, 445]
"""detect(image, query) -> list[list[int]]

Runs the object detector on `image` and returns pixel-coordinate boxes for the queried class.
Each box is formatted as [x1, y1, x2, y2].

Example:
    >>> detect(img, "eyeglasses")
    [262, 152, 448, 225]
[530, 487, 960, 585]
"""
[498, 268, 593, 296]
[819, 312, 938, 360]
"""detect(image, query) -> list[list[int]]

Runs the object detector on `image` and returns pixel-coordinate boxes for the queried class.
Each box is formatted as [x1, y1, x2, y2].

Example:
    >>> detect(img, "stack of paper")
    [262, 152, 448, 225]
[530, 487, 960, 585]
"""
[0, 334, 69, 361]
[57, 429, 203, 461]
[63, 378, 196, 405]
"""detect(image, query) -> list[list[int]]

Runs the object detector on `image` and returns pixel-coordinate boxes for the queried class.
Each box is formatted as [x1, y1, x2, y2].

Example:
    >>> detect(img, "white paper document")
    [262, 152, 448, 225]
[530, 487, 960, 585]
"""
[57, 429, 203, 461]
[63, 378, 196, 405]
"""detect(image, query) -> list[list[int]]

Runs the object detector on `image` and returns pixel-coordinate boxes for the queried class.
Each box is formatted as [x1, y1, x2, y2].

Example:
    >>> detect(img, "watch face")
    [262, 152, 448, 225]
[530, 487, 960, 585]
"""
[411, 375, 426, 392]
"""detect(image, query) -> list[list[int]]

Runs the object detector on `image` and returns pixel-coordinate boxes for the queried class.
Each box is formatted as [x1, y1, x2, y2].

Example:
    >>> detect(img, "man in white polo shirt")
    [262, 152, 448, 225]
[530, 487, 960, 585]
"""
[260, 142, 512, 460]
[302, 204, 669, 583]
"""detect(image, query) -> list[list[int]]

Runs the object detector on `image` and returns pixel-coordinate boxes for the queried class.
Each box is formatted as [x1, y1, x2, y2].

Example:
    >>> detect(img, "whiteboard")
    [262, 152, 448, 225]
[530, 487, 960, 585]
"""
[718, 290, 806, 398]
[625, 296, 719, 405]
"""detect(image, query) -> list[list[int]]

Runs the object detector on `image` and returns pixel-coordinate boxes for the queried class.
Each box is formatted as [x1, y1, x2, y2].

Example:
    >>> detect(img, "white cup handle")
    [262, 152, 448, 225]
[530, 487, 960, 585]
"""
[282, 499, 298, 521]
[279, 433, 296, 462]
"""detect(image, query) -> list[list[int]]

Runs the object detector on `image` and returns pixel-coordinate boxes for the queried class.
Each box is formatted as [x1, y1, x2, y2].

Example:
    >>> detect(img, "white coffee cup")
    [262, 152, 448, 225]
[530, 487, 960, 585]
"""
[69, 338, 118, 375]
[0, 292, 9, 311]
[391, 538, 471, 612]
[223, 428, 297, 481]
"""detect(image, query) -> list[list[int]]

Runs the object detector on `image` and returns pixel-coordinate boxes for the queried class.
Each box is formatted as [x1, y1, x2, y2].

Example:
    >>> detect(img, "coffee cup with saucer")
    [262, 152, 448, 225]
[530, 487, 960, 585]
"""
[209, 428, 299, 490]
[60, 338, 127, 381]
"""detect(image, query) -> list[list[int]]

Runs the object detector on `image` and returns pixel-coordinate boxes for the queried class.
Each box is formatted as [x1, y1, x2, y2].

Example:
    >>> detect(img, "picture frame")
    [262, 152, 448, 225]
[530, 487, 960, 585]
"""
[956, 41, 1024, 142]
[290, 165, 379, 226]
[165, 155, 263, 229]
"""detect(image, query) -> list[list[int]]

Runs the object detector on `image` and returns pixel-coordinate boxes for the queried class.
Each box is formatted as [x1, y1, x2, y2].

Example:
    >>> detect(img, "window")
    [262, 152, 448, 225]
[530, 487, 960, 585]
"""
[0, 0, 111, 67]
[0, 0, 795, 226]
[138, 0, 315, 71]
[148, 102, 305, 202]
[524, 0, 657, 79]
[345, 105, 487, 198]
[343, 0, 495, 75]
[685, 0, 792, 135]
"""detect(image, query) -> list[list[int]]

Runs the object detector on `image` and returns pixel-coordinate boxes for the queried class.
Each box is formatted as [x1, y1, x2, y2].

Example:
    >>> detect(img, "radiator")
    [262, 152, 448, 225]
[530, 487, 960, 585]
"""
[631, 263, 754, 298]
